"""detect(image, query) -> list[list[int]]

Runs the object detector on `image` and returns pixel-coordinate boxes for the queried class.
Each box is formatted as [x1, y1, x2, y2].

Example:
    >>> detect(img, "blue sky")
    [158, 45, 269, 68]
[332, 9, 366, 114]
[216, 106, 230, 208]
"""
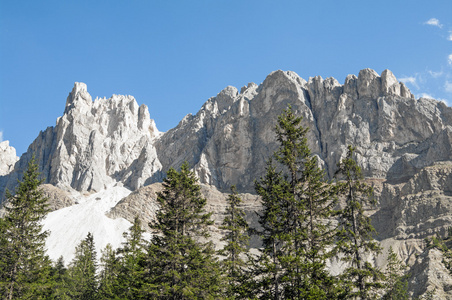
[1, 0, 451, 156]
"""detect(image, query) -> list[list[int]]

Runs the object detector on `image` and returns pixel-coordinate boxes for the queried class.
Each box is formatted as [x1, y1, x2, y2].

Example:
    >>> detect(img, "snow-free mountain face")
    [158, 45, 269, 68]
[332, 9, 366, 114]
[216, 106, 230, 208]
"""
[0, 141, 18, 176]
[2, 68, 452, 298]
[3, 68, 452, 195]
[1, 82, 162, 198]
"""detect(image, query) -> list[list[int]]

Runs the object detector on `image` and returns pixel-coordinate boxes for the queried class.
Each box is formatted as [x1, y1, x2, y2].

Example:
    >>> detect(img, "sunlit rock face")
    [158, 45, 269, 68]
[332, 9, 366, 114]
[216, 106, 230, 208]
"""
[2, 82, 162, 194]
[0, 141, 18, 176]
[5, 68, 452, 195]
[156, 68, 452, 193]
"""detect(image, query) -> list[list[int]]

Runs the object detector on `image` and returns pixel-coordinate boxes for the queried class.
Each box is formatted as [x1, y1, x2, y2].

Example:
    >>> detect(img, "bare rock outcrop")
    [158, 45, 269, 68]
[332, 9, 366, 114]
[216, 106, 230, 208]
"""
[0, 141, 18, 176]
[40, 184, 76, 211]
[408, 247, 452, 299]
[106, 183, 162, 227]
[2, 83, 162, 196]
[155, 68, 452, 192]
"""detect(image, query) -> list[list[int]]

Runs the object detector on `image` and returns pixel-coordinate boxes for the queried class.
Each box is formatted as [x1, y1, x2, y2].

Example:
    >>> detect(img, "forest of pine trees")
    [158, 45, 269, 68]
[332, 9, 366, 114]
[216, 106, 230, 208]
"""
[0, 107, 413, 299]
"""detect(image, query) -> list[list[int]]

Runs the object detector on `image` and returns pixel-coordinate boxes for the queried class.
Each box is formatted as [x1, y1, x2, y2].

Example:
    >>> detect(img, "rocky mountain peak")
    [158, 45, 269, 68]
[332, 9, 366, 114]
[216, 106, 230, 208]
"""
[0, 141, 18, 176]
[0, 68, 446, 195]
[64, 82, 91, 114]
[355, 68, 414, 99]
[1, 83, 162, 194]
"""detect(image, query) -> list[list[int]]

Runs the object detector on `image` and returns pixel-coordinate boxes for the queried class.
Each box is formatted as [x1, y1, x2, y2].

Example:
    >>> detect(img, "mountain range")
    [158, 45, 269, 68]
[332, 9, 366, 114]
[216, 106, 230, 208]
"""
[1, 68, 452, 298]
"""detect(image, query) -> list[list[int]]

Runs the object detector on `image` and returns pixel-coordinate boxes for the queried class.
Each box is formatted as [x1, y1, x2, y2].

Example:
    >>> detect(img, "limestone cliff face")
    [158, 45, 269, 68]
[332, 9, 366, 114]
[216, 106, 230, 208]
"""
[1, 83, 162, 195]
[3, 68, 452, 195]
[155, 68, 452, 192]
[155, 71, 321, 192]
[0, 141, 18, 176]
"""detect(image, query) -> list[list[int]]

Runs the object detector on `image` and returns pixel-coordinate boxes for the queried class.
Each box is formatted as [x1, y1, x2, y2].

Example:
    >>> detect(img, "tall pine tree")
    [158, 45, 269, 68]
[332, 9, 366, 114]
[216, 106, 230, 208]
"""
[336, 145, 384, 299]
[255, 106, 340, 299]
[145, 162, 223, 299]
[68, 232, 98, 299]
[98, 244, 120, 299]
[0, 155, 53, 299]
[218, 185, 252, 299]
[50, 256, 72, 299]
[255, 160, 292, 299]
[383, 246, 409, 300]
[118, 216, 147, 299]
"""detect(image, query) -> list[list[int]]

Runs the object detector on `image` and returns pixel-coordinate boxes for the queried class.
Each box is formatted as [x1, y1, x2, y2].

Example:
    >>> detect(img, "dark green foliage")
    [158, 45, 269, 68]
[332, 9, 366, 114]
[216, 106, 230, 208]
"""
[254, 160, 292, 299]
[336, 145, 384, 299]
[118, 216, 147, 299]
[255, 106, 340, 299]
[98, 244, 121, 299]
[68, 232, 98, 299]
[383, 246, 409, 300]
[145, 162, 223, 299]
[98, 217, 148, 299]
[50, 256, 72, 299]
[218, 185, 253, 299]
[0, 156, 53, 299]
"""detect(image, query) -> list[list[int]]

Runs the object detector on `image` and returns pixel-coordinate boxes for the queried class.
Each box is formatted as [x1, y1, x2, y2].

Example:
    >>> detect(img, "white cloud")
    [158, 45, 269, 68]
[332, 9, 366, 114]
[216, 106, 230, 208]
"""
[448, 54, 452, 65]
[417, 93, 435, 99]
[424, 18, 443, 28]
[428, 70, 443, 78]
[448, 32, 452, 41]
[399, 76, 419, 89]
[445, 81, 452, 93]
[0, 131, 3, 142]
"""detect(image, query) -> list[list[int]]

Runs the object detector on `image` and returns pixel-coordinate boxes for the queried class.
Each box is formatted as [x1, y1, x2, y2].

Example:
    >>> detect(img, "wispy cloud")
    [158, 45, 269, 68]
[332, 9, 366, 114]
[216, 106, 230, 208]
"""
[428, 70, 443, 78]
[448, 54, 452, 65]
[448, 32, 452, 41]
[424, 18, 443, 28]
[399, 76, 419, 89]
[0, 131, 3, 142]
[446, 81, 452, 93]
[417, 93, 435, 99]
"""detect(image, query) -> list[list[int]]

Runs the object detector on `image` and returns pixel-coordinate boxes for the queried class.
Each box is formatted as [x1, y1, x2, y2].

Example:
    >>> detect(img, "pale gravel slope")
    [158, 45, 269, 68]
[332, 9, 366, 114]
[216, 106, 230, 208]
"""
[42, 185, 133, 264]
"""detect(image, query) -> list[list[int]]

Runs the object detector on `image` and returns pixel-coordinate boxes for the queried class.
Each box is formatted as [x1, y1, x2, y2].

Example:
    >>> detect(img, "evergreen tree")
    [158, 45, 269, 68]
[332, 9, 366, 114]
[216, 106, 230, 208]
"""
[336, 145, 384, 299]
[68, 232, 98, 299]
[145, 162, 223, 299]
[50, 256, 72, 299]
[0, 155, 53, 299]
[255, 106, 340, 299]
[254, 160, 292, 300]
[218, 185, 253, 299]
[383, 246, 409, 300]
[98, 244, 120, 300]
[98, 217, 147, 299]
[117, 216, 147, 299]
